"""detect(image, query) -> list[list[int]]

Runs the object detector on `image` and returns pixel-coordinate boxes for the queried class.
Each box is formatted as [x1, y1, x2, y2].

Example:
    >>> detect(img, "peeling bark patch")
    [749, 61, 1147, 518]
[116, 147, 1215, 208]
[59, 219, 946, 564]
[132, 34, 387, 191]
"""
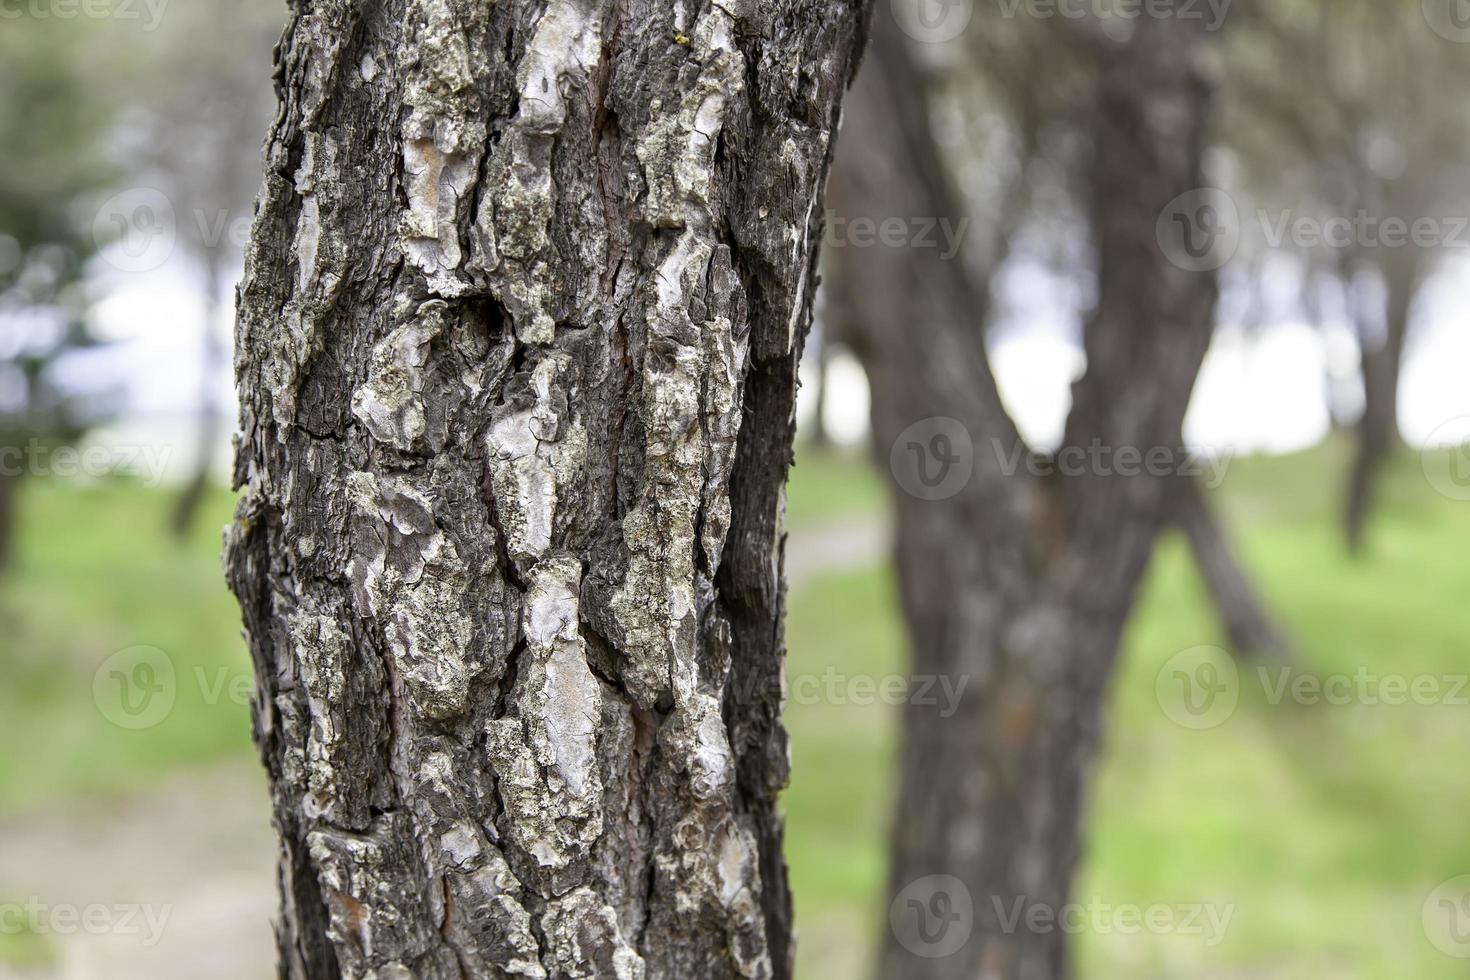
[290, 610, 356, 822]
[402, 138, 476, 283]
[348, 473, 475, 721]
[351, 301, 448, 452]
[430, 809, 547, 977]
[543, 888, 646, 979]
[488, 556, 605, 877]
[486, 354, 589, 565]
[399, 0, 491, 295]
[635, 7, 744, 228]
[477, 0, 603, 344]
[308, 816, 456, 976]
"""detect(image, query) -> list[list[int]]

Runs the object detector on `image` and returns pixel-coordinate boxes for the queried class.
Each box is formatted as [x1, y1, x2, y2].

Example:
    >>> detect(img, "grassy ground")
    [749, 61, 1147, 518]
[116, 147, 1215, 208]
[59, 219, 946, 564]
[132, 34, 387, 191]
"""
[2, 441, 1467, 976]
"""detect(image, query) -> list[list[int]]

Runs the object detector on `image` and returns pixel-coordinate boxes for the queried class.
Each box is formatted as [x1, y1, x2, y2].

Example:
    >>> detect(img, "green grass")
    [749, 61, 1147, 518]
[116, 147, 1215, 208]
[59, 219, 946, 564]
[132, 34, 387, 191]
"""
[0, 479, 250, 815]
[786, 444, 888, 528]
[3, 440, 1468, 977]
[0, 907, 56, 971]
[782, 440, 1470, 978]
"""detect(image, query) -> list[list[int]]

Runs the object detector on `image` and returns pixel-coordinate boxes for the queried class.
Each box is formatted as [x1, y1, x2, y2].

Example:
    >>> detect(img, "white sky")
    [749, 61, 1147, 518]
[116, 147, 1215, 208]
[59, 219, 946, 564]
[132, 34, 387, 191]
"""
[78, 239, 1470, 484]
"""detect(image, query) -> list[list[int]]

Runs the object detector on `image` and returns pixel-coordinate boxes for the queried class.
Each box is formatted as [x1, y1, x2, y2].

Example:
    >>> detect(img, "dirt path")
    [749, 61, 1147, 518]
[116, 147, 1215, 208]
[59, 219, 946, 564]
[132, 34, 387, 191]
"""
[0, 515, 888, 980]
[0, 763, 276, 980]
[785, 513, 890, 592]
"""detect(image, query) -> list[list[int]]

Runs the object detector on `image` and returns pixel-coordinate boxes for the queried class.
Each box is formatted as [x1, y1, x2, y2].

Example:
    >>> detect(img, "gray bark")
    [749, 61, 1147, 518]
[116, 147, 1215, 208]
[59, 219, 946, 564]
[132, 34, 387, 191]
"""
[829, 8, 1219, 978]
[225, 2, 868, 978]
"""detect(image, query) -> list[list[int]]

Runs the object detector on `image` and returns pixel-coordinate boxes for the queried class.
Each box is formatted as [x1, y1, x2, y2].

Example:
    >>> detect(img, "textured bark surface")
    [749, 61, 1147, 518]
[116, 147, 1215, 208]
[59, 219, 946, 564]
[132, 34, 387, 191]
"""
[224, 2, 867, 977]
[829, 9, 1218, 978]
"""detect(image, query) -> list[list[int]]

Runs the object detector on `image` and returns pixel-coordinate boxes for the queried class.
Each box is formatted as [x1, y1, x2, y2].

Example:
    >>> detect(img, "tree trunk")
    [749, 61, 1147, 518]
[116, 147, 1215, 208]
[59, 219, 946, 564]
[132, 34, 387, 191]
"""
[1172, 475, 1289, 658]
[225, 3, 867, 977]
[829, 9, 1218, 978]
[1344, 249, 1417, 554]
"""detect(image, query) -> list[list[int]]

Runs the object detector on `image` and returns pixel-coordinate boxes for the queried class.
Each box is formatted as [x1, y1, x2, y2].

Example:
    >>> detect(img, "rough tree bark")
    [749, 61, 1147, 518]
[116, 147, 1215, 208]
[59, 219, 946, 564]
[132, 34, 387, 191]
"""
[829, 8, 1218, 978]
[225, 2, 867, 977]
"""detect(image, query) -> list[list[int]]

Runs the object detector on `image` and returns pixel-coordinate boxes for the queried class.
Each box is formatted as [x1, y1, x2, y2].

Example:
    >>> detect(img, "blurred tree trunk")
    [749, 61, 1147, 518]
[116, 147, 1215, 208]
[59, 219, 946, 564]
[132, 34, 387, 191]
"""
[0, 375, 42, 576]
[0, 460, 18, 575]
[170, 252, 226, 538]
[1344, 249, 1418, 554]
[225, 3, 866, 978]
[1172, 476, 1289, 657]
[830, 9, 1218, 978]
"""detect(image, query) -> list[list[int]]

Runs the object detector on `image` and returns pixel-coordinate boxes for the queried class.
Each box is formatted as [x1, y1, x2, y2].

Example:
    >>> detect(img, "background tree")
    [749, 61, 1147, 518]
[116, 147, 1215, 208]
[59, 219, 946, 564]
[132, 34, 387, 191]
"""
[869, 0, 1290, 657]
[829, 6, 1221, 975]
[225, 1, 868, 976]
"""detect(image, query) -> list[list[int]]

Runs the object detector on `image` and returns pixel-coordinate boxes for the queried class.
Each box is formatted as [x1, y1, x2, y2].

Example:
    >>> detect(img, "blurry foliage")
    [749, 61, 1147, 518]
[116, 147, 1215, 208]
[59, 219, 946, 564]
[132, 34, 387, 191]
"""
[0, 19, 113, 255]
[900, 0, 1466, 550]
[0, 0, 284, 557]
[112, 0, 280, 535]
[915, 0, 1470, 339]
[117, 0, 279, 263]
[1220, 0, 1470, 548]
[0, 14, 122, 569]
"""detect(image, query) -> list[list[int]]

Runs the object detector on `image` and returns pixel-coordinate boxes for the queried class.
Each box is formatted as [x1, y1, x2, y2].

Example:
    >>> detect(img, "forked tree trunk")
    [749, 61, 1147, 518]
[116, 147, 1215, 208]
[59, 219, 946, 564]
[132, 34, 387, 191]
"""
[830, 9, 1219, 978]
[1172, 476, 1289, 657]
[225, 3, 867, 977]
